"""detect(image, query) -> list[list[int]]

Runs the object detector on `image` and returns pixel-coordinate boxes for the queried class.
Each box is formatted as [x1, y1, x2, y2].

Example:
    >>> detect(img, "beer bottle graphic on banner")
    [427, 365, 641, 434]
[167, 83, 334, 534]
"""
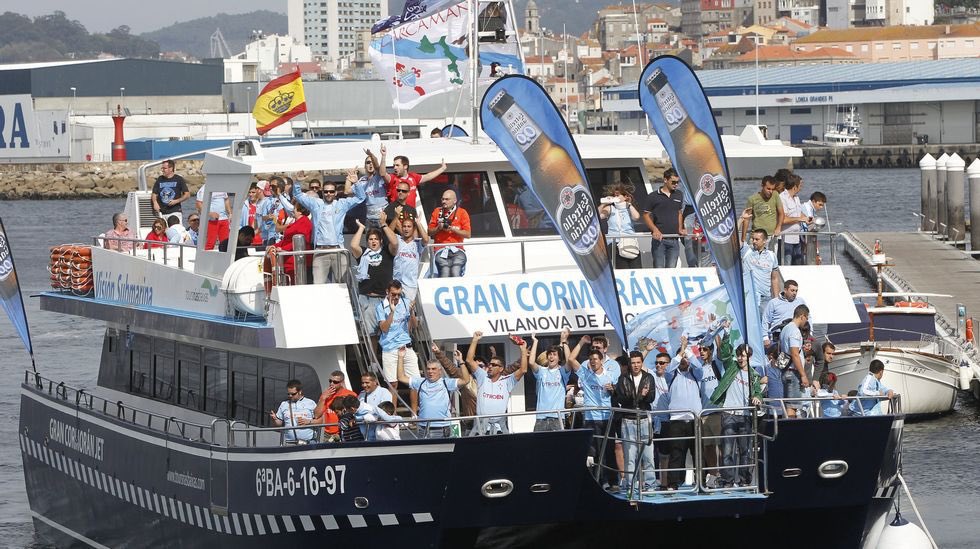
[645, 68, 737, 247]
[488, 88, 608, 280]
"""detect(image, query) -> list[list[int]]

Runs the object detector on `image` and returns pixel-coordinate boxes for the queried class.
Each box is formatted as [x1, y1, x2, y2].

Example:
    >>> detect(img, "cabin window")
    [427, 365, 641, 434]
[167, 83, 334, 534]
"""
[153, 338, 176, 401]
[177, 343, 203, 409]
[292, 362, 322, 406]
[262, 359, 292, 426]
[790, 107, 811, 114]
[417, 171, 505, 238]
[97, 329, 128, 392]
[130, 334, 153, 397]
[230, 354, 260, 424]
[204, 349, 229, 416]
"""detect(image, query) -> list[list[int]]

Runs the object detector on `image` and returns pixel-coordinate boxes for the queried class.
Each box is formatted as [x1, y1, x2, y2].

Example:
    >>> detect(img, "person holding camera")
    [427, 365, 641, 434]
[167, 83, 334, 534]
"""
[427, 189, 471, 277]
[598, 183, 642, 269]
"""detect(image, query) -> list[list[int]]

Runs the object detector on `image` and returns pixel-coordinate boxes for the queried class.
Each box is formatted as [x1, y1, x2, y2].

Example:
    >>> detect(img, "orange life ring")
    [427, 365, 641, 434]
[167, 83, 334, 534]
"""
[263, 248, 277, 296]
[895, 301, 927, 308]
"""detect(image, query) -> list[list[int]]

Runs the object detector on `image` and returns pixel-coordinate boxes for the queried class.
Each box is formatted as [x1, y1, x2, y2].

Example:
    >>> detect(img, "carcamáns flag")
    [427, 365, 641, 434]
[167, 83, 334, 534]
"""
[253, 70, 307, 135]
[480, 75, 627, 345]
[637, 56, 759, 361]
[369, 0, 523, 110]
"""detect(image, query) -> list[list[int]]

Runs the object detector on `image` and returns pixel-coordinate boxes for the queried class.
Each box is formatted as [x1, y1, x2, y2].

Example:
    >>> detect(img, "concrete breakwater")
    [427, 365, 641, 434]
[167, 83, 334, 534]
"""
[0, 161, 206, 200]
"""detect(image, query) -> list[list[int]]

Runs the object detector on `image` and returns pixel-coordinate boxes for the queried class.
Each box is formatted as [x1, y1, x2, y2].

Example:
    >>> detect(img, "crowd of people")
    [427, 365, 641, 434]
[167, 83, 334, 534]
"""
[99, 156, 896, 492]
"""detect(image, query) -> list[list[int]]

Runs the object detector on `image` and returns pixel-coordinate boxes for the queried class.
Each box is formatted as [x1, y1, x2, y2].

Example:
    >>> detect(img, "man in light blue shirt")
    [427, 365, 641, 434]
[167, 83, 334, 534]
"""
[779, 304, 810, 418]
[376, 280, 419, 391]
[664, 335, 703, 489]
[567, 346, 617, 488]
[530, 329, 579, 431]
[740, 224, 780, 321]
[268, 380, 318, 444]
[763, 279, 808, 345]
[850, 359, 896, 416]
[396, 348, 470, 438]
[257, 178, 293, 245]
[292, 178, 366, 283]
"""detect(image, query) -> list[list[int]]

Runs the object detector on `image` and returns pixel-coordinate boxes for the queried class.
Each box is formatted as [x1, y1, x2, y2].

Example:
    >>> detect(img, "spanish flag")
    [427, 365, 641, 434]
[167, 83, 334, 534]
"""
[253, 70, 307, 135]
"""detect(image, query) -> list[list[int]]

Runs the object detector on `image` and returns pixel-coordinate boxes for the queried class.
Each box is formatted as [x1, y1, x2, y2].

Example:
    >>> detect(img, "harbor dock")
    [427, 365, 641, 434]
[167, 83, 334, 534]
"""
[839, 230, 980, 398]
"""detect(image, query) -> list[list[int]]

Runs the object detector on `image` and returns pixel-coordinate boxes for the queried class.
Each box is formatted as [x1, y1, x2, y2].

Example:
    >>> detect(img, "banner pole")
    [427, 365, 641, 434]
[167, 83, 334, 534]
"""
[391, 32, 404, 140]
[470, 0, 480, 144]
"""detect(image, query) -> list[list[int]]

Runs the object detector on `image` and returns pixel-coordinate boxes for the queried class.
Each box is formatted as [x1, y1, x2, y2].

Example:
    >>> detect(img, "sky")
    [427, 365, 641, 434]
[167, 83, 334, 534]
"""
[8, 0, 287, 34]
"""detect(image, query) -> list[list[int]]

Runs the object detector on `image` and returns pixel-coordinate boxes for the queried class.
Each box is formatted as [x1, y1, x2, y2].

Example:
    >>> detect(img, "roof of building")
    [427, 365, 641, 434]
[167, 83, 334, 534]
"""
[603, 57, 980, 97]
[0, 58, 114, 72]
[795, 22, 980, 43]
[732, 45, 856, 62]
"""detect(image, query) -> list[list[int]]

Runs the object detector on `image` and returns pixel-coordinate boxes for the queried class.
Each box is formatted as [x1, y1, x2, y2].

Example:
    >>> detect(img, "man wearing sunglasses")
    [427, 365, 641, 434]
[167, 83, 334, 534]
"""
[379, 154, 448, 209]
[313, 371, 357, 442]
[292, 177, 366, 283]
[268, 380, 318, 444]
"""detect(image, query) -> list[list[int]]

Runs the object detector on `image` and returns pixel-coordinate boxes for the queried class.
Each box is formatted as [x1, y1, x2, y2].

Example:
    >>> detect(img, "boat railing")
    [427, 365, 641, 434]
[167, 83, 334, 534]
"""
[419, 230, 843, 275]
[94, 235, 196, 270]
[824, 327, 964, 371]
[763, 394, 902, 418]
[25, 371, 218, 443]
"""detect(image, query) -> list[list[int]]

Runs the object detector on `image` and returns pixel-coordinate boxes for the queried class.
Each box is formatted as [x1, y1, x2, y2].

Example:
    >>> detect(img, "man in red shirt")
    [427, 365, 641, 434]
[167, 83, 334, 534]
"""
[382, 154, 448, 208]
[427, 189, 471, 277]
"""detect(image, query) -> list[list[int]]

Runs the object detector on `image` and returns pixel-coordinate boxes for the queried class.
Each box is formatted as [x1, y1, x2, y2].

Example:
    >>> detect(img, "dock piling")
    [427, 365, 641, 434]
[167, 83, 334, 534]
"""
[968, 158, 980, 251]
[920, 154, 936, 232]
[936, 153, 949, 239]
[946, 153, 966, 243]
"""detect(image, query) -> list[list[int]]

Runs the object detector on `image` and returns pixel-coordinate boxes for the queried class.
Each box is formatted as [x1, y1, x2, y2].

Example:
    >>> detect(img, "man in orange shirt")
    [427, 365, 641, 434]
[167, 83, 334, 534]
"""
[427, 189, 471, 277]
[313, 370, 358, 441]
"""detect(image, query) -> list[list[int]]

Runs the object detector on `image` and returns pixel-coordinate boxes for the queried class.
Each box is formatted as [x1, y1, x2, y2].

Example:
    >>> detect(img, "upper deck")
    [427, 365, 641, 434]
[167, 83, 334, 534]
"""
[39, 134, 831, 351]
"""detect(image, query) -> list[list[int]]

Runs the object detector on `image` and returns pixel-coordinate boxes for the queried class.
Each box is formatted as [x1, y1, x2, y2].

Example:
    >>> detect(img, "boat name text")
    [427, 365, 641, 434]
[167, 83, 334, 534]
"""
[433, 274, 710, 316]
[49, 419, 104, 461]
[94, 271, 154, 306]
[255, 465, 347, 497]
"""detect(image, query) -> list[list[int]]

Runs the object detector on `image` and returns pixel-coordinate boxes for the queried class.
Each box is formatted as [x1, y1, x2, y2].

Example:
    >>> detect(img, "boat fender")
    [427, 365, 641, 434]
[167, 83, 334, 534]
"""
[875, 512, 932, 549]
[960, 362, 973, 390]
[966, 318, 974, 343]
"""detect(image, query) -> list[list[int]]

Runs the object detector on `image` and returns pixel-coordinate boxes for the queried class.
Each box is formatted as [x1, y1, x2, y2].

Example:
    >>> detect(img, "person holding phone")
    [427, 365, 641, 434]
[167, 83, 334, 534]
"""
[377, 279, 419, 407]
[268, 380, 317, 444]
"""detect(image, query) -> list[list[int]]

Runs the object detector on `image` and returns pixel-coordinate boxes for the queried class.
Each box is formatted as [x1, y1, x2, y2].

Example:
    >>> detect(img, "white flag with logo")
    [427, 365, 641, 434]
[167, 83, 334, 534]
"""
[370, 0, 523, 110]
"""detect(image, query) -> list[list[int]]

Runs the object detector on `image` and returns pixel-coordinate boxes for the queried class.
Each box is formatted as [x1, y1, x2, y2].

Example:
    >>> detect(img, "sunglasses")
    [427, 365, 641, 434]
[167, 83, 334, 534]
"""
[287, 391, 298, 396]
[397, 189, 410, 193]
[655, 360, 669, 365]
[324, 190, 337, 194]
[329, 379, 343, 384]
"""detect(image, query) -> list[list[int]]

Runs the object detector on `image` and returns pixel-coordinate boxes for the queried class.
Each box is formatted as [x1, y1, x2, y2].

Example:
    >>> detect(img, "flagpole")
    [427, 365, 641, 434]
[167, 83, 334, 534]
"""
[470, 0, 479, 144]
[390, 33, 404, 140]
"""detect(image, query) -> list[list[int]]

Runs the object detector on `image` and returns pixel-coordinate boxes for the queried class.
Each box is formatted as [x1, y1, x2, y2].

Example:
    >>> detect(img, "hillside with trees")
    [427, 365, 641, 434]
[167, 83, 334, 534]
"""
[0, 11, 159, 63]
[141, 11, 287, 59]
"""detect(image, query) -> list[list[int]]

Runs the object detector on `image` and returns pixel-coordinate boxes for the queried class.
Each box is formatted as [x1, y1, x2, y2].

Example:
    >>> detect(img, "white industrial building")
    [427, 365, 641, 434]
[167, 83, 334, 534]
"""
[599, 58, 980, 146]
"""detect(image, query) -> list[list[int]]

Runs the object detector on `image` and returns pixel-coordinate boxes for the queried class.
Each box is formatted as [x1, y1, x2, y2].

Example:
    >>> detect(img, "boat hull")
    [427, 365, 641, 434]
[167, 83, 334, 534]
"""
[829, 347, 959, 417]
[21, 384, 902, 548]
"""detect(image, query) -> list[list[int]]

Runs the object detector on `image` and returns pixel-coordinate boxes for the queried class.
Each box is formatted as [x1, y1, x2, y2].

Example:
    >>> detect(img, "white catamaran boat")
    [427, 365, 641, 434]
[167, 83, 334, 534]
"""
[15, 133, 911, 548]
